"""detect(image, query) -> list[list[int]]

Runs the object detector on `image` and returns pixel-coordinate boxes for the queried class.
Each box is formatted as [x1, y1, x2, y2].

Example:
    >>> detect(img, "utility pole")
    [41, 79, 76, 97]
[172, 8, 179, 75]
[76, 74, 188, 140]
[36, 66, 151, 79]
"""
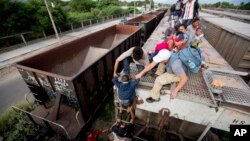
[134, 0, 136, 16]
[150, 0, 153, 10]
[44, 0, 61, 44]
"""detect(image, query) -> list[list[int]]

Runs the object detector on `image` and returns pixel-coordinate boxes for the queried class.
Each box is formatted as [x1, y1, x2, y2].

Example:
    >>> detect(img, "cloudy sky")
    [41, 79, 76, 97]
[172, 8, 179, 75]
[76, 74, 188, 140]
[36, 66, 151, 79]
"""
[123, 0, 250, 5]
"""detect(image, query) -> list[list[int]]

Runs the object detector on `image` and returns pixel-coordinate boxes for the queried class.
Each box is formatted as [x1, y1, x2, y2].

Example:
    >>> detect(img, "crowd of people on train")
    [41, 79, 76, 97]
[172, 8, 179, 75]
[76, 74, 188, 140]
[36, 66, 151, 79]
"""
[113, 0, 203, 104]
[88, 0, 204, 140]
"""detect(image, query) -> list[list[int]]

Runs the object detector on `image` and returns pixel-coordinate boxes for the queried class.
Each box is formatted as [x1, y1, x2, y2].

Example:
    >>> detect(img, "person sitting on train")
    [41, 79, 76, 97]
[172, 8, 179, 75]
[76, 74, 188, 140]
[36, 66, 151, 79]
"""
[113, 47, 149, 77]
[190, 27, 204, 48]
[172, 33, 185, 51]
[148, 32, 184, 63]
[136, 39, 188, 102]
[186, 18, 200, 45]
[148, 37, 174, 62]
[175, 23, 199, 50]
[112, 74, 139, 113]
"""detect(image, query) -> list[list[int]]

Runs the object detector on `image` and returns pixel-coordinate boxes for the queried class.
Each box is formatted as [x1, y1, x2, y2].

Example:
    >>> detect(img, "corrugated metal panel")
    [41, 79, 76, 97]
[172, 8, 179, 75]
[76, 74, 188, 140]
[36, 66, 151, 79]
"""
[221, 34, 237, 60]
[203, 21, 222, 47]
[227, 37, 245, 64]
[202, 20, 250, 72]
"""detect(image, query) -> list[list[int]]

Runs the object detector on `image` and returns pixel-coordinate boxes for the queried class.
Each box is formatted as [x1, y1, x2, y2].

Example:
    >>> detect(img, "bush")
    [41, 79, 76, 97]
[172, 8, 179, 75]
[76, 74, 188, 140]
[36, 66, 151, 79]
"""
[0, 103, 39, 141]
[102, 5, 124, 16]
[67, 6, 130, 23]
[91, 8, 103, 19]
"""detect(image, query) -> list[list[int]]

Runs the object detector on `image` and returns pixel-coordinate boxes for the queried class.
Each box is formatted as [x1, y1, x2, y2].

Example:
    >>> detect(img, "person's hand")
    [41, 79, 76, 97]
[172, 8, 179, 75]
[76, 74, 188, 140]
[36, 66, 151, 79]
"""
[127, 107, 132, 113]
[170, 89, 178, 99]
[113, 73, 118, 77]
[136, 73, 143, 79]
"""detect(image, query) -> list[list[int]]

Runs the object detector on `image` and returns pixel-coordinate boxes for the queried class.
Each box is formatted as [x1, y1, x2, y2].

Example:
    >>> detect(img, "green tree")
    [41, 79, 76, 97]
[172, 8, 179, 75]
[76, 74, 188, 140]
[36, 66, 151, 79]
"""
[97, 0, 119, 8]
[69, 0, 96, 12]
[27, 0, 67, 32]
[220, 2, 235, 9]
[0, 0, 67, 36]
[239, 2, 250, 10]
[101, 5, 125, 16]
[0, 0, 34, 36]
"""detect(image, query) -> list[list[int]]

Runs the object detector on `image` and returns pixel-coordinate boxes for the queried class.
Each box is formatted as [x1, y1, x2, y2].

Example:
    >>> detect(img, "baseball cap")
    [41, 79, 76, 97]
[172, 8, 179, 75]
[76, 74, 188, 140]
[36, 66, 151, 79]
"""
[153, 49, 171, 63]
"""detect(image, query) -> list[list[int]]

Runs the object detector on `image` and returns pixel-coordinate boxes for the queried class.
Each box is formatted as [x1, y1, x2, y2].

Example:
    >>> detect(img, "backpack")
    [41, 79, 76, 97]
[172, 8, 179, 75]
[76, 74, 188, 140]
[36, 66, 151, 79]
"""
[178, 46, 202, 73]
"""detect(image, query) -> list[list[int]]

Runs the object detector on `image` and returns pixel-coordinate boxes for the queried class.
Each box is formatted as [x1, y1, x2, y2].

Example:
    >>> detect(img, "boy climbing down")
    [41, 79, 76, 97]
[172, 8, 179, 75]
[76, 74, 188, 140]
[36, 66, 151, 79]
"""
[112, 75, 140, 114]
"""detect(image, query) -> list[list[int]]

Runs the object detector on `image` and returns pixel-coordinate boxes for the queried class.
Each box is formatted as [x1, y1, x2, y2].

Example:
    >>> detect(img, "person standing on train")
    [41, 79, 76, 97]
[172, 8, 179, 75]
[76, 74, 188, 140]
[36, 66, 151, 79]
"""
[175, 0, 183, 17]
[113, 47, 149, 77]
[182, 0, 199, 26]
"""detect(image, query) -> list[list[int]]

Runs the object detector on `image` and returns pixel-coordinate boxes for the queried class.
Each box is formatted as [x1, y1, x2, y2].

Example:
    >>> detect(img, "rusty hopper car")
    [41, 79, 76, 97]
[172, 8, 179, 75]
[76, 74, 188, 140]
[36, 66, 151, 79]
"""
[126, 14, 157, 43]
[124, 11, 250, 141]
[148, 9, 166, 26]
[15, 24, 142, 140]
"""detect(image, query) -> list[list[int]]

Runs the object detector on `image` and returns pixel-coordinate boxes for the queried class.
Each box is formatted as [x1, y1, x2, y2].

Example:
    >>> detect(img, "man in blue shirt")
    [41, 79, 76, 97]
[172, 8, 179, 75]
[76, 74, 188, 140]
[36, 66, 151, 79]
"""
[136, 48, 188, 103]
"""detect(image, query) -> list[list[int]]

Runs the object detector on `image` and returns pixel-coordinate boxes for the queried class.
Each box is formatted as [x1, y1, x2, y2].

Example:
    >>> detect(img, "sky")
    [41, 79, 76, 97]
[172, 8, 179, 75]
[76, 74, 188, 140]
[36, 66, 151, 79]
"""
[123, 0, 250, 5]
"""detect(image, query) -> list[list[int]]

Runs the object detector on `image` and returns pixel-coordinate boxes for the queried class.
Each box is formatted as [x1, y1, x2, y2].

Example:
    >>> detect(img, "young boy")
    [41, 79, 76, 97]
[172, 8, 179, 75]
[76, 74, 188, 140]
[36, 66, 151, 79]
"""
[112, 75, 139, 114]
[190, 27, 204, 48]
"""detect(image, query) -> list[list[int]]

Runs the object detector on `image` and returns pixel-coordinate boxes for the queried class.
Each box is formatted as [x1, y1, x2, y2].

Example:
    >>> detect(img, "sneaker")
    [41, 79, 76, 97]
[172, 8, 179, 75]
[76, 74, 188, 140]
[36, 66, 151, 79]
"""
[146, 97, 160, 103]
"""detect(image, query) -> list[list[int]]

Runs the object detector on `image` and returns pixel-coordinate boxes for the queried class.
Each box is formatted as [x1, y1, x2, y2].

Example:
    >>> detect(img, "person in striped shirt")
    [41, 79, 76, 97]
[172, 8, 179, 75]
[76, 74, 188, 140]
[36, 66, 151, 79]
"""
[182, 0, 199, 26]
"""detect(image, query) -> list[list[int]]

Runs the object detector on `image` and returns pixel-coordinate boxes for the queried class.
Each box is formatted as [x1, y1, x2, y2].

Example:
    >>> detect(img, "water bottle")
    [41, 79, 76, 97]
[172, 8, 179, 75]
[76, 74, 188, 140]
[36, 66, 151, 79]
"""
[188, 60, 196, 69]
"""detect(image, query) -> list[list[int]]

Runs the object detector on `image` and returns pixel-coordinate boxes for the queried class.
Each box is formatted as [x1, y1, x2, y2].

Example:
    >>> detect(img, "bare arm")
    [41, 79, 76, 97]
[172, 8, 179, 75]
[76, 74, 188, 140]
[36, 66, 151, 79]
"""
[113, 60, 120, 77]
[171, 72, 188, 98]
[113, 48, 134, 77]
[135, 61, 158, 79]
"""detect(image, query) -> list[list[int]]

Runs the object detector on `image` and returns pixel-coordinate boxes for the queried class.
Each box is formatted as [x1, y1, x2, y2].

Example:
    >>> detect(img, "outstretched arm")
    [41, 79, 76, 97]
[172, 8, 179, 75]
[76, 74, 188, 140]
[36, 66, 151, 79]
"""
[113, 60, 120, 77]
[113, 48, 134, 77]
[135, 61, 158, 79]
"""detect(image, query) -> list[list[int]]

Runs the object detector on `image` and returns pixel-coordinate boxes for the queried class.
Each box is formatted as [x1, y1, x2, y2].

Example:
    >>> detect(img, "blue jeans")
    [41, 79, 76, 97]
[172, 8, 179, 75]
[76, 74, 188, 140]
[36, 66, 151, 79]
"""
[183, 19, 193, 26]
[123, 57, 144, 75]
[175, 10, 181, 17]
[148, 50, 159, 63]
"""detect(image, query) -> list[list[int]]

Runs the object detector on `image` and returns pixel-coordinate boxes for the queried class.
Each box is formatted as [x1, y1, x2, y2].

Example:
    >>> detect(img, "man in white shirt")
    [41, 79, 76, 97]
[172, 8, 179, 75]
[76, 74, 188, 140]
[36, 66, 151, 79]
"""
[113, 47, 149, 77]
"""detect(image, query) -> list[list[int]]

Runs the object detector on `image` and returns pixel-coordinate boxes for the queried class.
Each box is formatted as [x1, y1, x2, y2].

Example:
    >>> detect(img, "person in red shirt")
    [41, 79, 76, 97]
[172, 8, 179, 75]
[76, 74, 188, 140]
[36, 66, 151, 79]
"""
[87, 130, 106, 141]
[149, 33, 185, 62]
